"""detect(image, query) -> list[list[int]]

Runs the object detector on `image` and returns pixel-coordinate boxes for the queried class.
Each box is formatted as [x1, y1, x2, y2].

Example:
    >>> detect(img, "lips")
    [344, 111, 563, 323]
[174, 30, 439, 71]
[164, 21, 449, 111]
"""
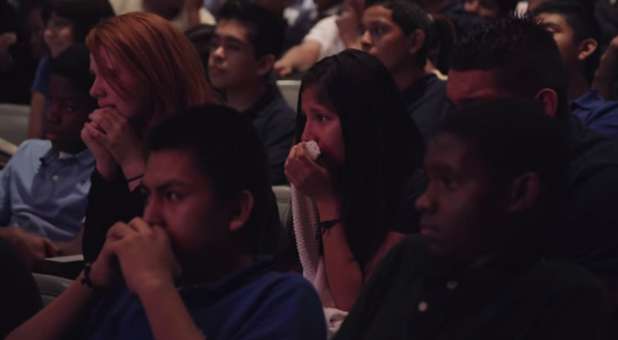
[208, 65, 226, 76]
[419, 223, 439, 238]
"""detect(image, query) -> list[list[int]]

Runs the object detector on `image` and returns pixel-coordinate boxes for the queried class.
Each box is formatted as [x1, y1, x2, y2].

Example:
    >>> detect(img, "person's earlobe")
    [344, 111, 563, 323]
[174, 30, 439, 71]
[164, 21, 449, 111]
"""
[535, 88, 559, 118]
[506, 172, 540, 214]
[578, 38, 598, 62]
[229, 190, 254, 232]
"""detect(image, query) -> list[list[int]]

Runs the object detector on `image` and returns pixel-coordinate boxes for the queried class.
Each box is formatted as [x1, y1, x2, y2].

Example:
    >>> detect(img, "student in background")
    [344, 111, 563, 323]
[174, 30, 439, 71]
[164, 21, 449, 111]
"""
[29, 0, 113, 138]
[533, 0, 618, 139]
[209, 0, 296, 184]
[0, 44, 96, 266]
[361, 0, 449, 140]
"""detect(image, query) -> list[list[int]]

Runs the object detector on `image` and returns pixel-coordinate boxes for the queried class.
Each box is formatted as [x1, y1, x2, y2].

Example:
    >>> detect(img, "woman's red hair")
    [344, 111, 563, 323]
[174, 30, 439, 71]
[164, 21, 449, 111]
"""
[86, 12, 215, 123]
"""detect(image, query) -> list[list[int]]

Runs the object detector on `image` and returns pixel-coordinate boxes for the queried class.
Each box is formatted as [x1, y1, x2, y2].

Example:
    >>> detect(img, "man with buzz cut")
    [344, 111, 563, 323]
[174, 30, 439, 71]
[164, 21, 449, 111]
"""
[446, 17, 618, 308]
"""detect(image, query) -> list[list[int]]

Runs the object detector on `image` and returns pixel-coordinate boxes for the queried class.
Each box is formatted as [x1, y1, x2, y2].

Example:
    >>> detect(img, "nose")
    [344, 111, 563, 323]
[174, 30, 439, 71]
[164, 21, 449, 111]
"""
[211, 44, 225, 60]
[89, 76, 104, 99]
[360, 30, 372, 51]
[143, 194, 164, 226]
[46, 102, 61, 123]
[415, 183, 436, 215]
[300, 121, 315, 142]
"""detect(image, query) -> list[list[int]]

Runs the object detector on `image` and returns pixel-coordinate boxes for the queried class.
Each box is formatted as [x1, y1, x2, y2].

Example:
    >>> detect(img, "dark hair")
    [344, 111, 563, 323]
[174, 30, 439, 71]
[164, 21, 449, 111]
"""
[43, 0, 114, 42]
[299, 49, 425, 266]
[450, 17, 569, 119]
[486, 0, 520, 15]
[217, 0, 286, 58]
[439, 99, 568, 250]
[441, 99, 567, 192]
[531, 0, 601, 82]
[49, 43, 94, 94]
[364, 0, 432, 67]
[147, 105, 281, 255]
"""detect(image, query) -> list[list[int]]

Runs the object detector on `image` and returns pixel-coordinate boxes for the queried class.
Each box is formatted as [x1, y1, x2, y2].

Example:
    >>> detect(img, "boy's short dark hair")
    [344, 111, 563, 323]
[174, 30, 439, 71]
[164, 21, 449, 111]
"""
[450, 17, 569, 119]
[49, 43, 94, 93]
[217, 0, 286, 58]
[364, 0, 432, 66]
[147, 105, 281, 255]
[531, 0, 601, 82]
[440, 98, 568, 206]
[43, 0, 114, 42]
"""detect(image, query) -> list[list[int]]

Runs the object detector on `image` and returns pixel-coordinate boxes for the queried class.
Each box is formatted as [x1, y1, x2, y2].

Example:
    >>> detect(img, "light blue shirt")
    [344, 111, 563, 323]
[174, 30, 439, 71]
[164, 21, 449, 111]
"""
[0, 140, 95, 241]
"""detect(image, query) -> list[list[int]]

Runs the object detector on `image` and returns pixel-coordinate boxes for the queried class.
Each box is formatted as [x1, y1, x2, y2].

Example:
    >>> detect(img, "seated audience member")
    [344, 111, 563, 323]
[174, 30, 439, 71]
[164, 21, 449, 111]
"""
[447, 17, 618, 305]
[8, 106, 326, 340]
[0, 239, 42, 338]
[29, 0, 114, 139]
[0, 44, 96, 265]
[533, 1, 618, 139]
[209, 0, 296, 184]
[108, 0, 216, 31]
[361, 0, 449, 139]
[274, 0, 346, 76]
[286, 49, 424, 334]
[334, 99, 614, 340]
[462, 0, 519, 18]
[81, 12, 215, 262]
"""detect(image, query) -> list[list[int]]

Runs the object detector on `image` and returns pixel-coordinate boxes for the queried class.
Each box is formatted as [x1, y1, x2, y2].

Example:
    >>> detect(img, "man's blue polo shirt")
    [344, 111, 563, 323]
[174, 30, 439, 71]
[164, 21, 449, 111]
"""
[0, 140, 94, 240]
[84, 259, 327, 340]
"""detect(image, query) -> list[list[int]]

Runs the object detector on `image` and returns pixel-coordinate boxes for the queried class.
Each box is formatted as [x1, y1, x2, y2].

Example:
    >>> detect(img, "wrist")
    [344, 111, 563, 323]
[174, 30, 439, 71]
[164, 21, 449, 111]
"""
[121, 157, 145, 181]
[316, 195, 342, 221]
[135, 277, 176, 300]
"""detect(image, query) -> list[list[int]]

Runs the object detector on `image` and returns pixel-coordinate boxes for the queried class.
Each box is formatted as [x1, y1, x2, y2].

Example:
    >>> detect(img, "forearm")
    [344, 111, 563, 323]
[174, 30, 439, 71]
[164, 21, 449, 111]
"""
[316, 197, 362, 311]
[7, 272, 95, 340]
[138, 283, 206, 340]
[322, 224, 363, 311]
[279, 41, 321, 72]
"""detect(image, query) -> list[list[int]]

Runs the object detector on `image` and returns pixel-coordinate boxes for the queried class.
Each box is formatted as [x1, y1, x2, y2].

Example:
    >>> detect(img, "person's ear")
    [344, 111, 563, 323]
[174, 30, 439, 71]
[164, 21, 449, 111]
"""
[506, 172, 540, 214]
[256, 53, 276, 78]
[535, 88, 559, 118]
[228, 190, 254, 232]
[577, 38, 598, 62]
[407, 29, 426, 56]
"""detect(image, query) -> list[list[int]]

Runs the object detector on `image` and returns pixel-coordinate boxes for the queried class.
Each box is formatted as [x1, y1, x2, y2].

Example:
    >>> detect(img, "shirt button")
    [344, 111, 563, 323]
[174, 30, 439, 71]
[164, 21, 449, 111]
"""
[418, 301, 429, 312]
[446, 281, 459, 290]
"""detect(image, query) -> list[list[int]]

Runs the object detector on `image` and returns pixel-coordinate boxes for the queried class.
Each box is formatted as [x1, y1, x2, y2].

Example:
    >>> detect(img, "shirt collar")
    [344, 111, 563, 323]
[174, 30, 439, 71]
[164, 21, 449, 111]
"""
[179, 257, 274, 296]
[41, 147, 95, 167]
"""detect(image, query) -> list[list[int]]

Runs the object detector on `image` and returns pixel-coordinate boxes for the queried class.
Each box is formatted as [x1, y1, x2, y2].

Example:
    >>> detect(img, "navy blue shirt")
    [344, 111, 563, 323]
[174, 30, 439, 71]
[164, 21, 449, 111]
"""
[84, 259, 327, 340]
[572, 90, 618, 139]
[401, 74, 449, 141]
[243, 84, 296, 185]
